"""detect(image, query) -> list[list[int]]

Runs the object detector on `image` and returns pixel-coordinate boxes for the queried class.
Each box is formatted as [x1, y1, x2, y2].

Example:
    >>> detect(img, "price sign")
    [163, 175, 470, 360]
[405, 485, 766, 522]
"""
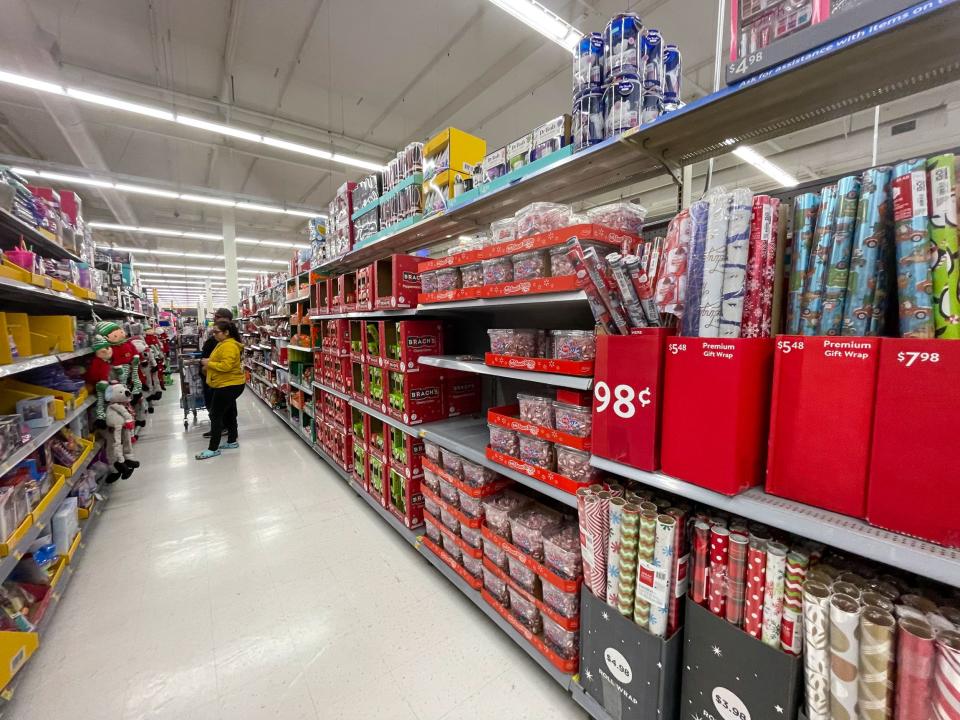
[713, 687, 752, 720]
[776, 339, 804, 354]
[897, 350, 940, 366]
[591, 332, 671, 472]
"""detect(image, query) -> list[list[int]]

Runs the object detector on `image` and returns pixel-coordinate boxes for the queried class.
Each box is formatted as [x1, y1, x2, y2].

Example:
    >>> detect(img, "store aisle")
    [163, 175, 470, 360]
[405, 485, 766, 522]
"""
[10, 388, 586, 720]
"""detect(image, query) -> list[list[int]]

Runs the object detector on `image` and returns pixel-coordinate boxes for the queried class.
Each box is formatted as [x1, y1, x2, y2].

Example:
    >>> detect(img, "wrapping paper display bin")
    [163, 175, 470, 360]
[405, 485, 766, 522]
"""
[591, 330, 674, 472]
[579, 587, 681, 720]
[765, 336, 880, 517]
[680, 601, 802, 720]
[867, 338, 960, 547]
[660, 338, 774, 495]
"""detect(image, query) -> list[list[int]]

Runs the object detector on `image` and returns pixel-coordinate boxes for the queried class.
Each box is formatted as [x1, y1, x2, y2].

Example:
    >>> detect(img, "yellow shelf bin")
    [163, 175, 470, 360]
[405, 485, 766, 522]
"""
[31, 475, 66, 528]
[48, 556, 68, 588]
[0, 516, 33, 559]
[0, 313, 32, 361]
[0, 630, 39, 695]
[0, 259, 31, 283]
[52, 437, 93, 479]
[64, 531, 82, 565]
[28, 316, 77, 353]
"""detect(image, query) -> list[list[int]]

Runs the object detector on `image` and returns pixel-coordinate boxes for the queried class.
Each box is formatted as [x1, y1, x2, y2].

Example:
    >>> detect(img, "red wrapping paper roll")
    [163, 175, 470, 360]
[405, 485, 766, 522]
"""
[896, 618, 936, 720]
[743, 535, 768, 639]
[666, 507, 688, 636]
[934, 630, 960, 720]
[692, 520, 710, 606]
[725, 532, 749, 627]
[708, 526, 730, 617]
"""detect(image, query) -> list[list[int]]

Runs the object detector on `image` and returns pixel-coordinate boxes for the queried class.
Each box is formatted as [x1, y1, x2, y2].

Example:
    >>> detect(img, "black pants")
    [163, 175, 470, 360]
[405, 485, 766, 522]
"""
[208, 384, 245, 451]
[203, 381, 213, 413]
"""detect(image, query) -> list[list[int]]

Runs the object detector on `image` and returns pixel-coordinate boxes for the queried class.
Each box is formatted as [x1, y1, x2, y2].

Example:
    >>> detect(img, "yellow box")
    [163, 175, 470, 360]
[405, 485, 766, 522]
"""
[0, 378, 84, 415]
[78, 498, 95, 520]
[28, 273, 52, 290]
[2, 313, 31, 359]
[65, 282, 95, 300]
[31, 476, 66, 526]
[0, 630, 38, 693]
[64, 531, 81, 564]
[28, 316, 77, 353]
[28, 331, 59, 356]
[0, 386, 65, 420]
[0, 515, 32, 558]
[0, 259, 30, 283]
[52, 437, 93, 478]
[48, 556, 68, 588]
[423, 127, 486, 173]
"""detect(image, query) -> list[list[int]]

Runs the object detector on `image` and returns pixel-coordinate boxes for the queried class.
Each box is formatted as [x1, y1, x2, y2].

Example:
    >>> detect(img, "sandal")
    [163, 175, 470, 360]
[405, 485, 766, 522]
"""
[221, 442, 239, 450]
[195, 449, 221, 460]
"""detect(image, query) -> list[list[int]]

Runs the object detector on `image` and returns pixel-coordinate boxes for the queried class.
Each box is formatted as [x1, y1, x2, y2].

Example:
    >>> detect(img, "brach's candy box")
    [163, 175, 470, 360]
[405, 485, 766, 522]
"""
[349, 320, 364, 362]
[381, 320, 444, 372]
[388, 425, 424, 479]
[387, 465, 424, 530]
[373, 254, 421, 309]
[335, 271, 356, 310]
[443, 372, 481, 418]
[355, 264, 373, 312]
[387, 368, 446, 425]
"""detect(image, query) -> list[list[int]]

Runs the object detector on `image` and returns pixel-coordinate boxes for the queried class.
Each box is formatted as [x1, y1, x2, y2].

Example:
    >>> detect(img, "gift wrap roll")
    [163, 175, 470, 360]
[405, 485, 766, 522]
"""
[682, 200, 711, 336]
[820, 175, 862, 335]
[927, 154, 960, 339]
[761, 541, 788, 647]
[724, 532, 749, 627]
[691, 519, 710, 606]
[892, 159, 935, 339]
[708, 525, 730, 617]
[666, 507, 688, 636]
[606, 497, 627, 607]
[780, 549, 810, 655]
[787, 192, 822, 334]
[633, 510, 659, 628]
[698, 191, 733, 337]
[719, 188, 755, 338]
[577, 487, 594, 592]
[803, 580, 832, 720]
[830, 593, 864, 720]
[800, 184, 840, 335]
[744, 535, 768, 639]
[895, 618, 935, 720]
[648, 514, 676, 638]
[741, 195, 777, 338]
[590, 491, 612, 599]
[858, 607, 896, 720]
[933, 629, 960, 720]
[616, 504, 641, 617]
[583, 494, 605, 599]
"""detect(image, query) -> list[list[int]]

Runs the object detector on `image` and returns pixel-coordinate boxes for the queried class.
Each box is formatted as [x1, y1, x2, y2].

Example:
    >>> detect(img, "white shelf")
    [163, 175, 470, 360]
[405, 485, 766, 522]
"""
[418, 356, 592, 390]
[312, 380, 351, 402]
[271, 361, 288, 371]
[286, 344, 312, 352]
[348, 398, 420, 436]
[0, 397, 95, 478]
[591, 455, 960, 587]
[250, 359, 272, 371]
[289, 380, 313, 394]
[0, 347, 93, 380]
[419, 416, 577, 508]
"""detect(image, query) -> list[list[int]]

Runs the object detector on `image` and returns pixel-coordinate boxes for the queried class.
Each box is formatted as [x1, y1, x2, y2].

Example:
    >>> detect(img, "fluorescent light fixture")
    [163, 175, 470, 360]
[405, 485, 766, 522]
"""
[65, 88, 174, 121]
[262, 136, 332, 160]
[486, 0, 582, 50]
[113, 183, 180, 199]
[90, 223, 302, 248]
[182, 232, 223, 240]
[176, 115, 264, 143]
[0, 70, 65, 95]
[283, 209, 319, 218]
[236, 202, 286, 214]
[331, 154, 384, 172]
[732, 145, 799, 188]
[18, 170, 113, 188]
[179, 193, 236, 207]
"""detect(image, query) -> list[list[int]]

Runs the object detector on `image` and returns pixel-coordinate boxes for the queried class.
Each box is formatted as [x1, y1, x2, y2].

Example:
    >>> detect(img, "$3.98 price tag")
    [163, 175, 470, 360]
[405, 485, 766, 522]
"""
[712, 687, 751, 720]
[593, 381, 652, 419]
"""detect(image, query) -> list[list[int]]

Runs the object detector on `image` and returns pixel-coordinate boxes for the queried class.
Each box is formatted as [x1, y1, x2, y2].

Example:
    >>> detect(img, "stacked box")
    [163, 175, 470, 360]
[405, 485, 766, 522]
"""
[381, 320, 444, 372]
[373, 255, 421, 309]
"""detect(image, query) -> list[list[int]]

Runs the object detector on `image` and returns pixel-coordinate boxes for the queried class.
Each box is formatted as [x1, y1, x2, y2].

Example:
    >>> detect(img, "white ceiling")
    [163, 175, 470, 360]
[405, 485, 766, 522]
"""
[0, 0, 957, 299]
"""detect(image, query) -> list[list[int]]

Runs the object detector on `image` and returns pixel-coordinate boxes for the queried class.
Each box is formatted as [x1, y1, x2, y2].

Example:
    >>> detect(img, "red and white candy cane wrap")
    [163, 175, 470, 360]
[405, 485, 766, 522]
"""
[743, 535, 768, 639]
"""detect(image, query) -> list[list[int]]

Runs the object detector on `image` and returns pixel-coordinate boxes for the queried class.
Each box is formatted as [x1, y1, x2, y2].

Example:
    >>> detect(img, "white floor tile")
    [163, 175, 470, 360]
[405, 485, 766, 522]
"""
[8, 387, 584, 719]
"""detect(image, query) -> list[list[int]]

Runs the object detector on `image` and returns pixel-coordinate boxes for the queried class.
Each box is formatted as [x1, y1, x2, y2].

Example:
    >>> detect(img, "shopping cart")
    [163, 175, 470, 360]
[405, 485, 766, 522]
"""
[179, 352, 207, 430]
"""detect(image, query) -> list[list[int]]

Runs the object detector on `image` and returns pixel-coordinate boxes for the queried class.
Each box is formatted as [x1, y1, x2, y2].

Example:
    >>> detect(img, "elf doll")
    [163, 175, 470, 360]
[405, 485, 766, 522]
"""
[85, 335, 115, 429]
[96, 320, 142, 403]
[144, 327, 165, 400]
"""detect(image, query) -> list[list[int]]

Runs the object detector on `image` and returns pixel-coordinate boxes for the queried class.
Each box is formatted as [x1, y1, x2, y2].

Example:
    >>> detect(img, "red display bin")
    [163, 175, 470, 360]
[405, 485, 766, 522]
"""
[485, 447, 594, 495]
[765, 336, 880, 517]
[363, 411, 387, 455]
[353, 442, 368, 491]
[660, 337, 774, 495]
[312, 278, 331, 315]
[387, 465, 424, 530]
[443, 372, 481, 418]
[335, 272, 356, 311]
[355, 264, 374, 312]
[320, 318, 350, 357]
[386, 367, 446, 425]
[323, 391, 351, 430]
[591, 330, 673, 472]
[365, 364, 386, 412]
[367, 447, 387, 506]
[349, 320, 364, 363]
[350, 360, 366, 402]
[867, 339, 960, 548]
[488, 404, 590, 452]
[365, 321, 383, 368]
[484, 353, 593, 377]
[374, 254, 421, 309]
[381, 320, 444, 372]
[388, 425, 424, 479]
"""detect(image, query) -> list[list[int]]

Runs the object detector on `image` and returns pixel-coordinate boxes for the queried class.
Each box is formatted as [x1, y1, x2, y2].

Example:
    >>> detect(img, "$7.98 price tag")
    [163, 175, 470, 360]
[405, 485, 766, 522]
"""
[594, 381, 651, 419]
[897, 350, 940, 366]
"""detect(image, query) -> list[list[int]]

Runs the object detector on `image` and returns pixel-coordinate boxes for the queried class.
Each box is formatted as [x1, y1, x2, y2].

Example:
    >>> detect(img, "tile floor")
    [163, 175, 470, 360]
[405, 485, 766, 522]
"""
[10, 387, 587, 720]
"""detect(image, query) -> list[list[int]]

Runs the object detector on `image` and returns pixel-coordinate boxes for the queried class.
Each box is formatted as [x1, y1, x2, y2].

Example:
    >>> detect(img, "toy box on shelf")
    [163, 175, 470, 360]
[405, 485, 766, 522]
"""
[313, 278, 333, 315]
[421, 127, 486, 219]
[381, 320, 444, 372]
[322, 390, 351, 430]
[372, 254, 421, 309]
[319, 318, 350, 356]
[325, 422, 353, 473]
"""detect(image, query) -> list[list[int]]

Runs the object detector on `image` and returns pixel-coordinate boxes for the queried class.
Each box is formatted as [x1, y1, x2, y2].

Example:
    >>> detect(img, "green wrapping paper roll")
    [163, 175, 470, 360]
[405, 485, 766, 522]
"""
[616, 504, 641, 617]
[633, 510, 658, 628]
[787, 193, 822, 334]
[843, 167, 894, 336]
[800, 185, 840, 335]
[927, 154, 960, 338]
[820, 176, 861, 335]
[892, 159, 935, 339]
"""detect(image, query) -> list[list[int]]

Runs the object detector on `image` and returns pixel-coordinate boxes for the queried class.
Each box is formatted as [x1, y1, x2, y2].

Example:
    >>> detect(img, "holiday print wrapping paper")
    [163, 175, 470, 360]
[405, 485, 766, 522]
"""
[829, 592, 863, 720]
[707, 525, 730, 617]
[761, 541, 788, 647]
[648, 513, 676, 637]
[786, 192, 822, 334]
[927, 153, 960, 338]
[605, 497, 626, 606]
[719, 187, 755, 338]
[799, 184, 840, 336]
[744, 536, 768, 639]
[858, 606, 896, 720]
[802, 580, 832, 720]
[724, 532, 749, 627]
[892, 158, 935, 338]
[633, 510, 658, 627]
[895, 617, 936, 720]
[741, 195, 777, 338]
[820, 175, 862, 335]
[698, 191, 733, 337]
[681, 200, 711, 336]
[616, 503, 641, 617]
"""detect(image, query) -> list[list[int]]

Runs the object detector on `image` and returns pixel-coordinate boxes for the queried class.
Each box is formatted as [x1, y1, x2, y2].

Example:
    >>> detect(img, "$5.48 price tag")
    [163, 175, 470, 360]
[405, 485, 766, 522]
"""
[594, 381, 652, 419]
[897, 350, 940, 366]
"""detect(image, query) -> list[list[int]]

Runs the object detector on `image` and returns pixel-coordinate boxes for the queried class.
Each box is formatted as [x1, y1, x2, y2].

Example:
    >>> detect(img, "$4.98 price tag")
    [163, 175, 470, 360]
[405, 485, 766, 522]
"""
[593, 381, 652, 419]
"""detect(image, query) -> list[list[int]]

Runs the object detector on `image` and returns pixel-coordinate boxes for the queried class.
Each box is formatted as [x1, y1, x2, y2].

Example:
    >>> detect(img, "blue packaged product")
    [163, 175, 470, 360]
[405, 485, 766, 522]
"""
[663, 44, 681, 103]
[573, 33, 604, 94]
[603, 75, 641, 137]
[604, 13, 643, 78]
[573, 89, 605, 151]
[641, 83, 662, 125]
[641, 29, 663, 89]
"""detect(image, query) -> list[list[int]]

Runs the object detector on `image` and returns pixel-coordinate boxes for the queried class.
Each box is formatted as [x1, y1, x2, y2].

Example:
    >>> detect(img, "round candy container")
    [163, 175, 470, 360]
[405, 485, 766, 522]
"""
[556, 445, 597, 483]
[435, 267, 461, 292]
[461, 262, 483, 288]
[604, 74, 642, 137]
[488, 423, 520, 457]
[420, 270, 439, 295]
[573, 89, 605, 151]
[518, 393, 554, 428]
[549, 245, 576, 277]
[573, 32, 604, 94]
[482, 257, 513, 285]
[642, 83, 663, 125]
[552, 400, 592, 438]
[551, 329, 596, 361]
[511, 249, 549, 281]
[604, 13, 643, 77]
[519, 435, 554, 470]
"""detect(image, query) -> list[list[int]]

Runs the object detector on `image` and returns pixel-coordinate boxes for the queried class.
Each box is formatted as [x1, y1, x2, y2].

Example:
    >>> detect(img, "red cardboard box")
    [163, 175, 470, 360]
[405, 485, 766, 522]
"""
[365, 321, 383, 367]
[382, 320, 444, 372]
[386, 367, 446, 425]
[351, 360, 366, 402]
[317, 278, 333, 315]
[323, 391, 351, 430]
[336, 272, 357, 311]
[443, 372, 481, 418]
[353, 442, 368, 491]
[765, 336, 880, 517]
[366, 364, 386, 411]
[321, 318, 350, 356]
[592, 329, 674, 472]
[59, 189, 82, 228]
[387, 465, 424, 530]
[367, 448, 387, 506]
[364, 414, 387, 456]
[349, 320, 365, 363]
[388, 425, 424, 479]
[355, 264, 374, 312]
[661, 337, 774, 495]
[351, 405, 365, 439]
[374, 254, 421, 309]
[867, 339, 960, 547]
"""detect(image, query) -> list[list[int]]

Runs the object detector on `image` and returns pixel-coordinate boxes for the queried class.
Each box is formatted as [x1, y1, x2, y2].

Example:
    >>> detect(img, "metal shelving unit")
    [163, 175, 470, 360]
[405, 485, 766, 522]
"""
[0, 397, 95, 478]
[290, 379, 313, 394]
[419, 355, 593, 390]
[0, 347, 93, 380]
[591, 456, 960, 587]
[0, 208, 82, 262]
[348, 479, 422, 546]
[308, 292, 587, 320]
[348, 398, 420, 436]
[312, 380, 351, 402]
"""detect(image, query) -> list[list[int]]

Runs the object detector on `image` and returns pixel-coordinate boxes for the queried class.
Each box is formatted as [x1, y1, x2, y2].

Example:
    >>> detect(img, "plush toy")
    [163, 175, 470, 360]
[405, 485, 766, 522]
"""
[103, 383, 139, 483]
[143, 328, 165, 400]
[96, 320, 142, 402]
[85, 335, 115, 429]
[130, 335, 156, 421]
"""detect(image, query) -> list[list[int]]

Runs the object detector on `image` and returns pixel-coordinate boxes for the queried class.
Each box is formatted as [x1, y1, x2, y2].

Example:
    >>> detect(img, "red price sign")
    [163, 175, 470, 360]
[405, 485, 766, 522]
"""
[591, 331, 672, 472]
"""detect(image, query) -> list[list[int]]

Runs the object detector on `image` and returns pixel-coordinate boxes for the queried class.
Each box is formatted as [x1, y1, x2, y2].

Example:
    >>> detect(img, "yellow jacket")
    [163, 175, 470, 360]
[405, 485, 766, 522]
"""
[206, 338, 245, 388]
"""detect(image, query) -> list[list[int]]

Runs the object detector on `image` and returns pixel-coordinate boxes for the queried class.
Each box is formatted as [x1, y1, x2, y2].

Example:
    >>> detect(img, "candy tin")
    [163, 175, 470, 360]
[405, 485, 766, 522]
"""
[511, 249, 550, 281]
[482, 256, 513, 285]
[518, 393, 554, 428]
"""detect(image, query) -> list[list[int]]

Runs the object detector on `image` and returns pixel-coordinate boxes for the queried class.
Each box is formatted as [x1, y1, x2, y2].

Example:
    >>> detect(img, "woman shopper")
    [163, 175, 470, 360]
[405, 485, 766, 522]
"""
[202, 308, 233, 438]
[196, 321, 245, 460]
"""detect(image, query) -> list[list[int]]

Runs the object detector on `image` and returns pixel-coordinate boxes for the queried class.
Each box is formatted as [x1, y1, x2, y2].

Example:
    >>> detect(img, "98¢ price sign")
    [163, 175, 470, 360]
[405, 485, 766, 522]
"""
[593, 381, 652, 419]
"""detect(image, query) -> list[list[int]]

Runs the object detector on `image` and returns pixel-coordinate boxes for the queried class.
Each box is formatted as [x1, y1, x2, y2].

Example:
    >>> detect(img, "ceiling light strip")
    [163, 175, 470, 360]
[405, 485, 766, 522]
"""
[486, 0, 582, 50]
[88, 222, 308, 248]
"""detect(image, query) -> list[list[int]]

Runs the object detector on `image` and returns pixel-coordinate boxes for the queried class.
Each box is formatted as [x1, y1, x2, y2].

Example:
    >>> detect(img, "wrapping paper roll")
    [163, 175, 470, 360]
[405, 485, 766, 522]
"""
[803, 580, 833, 720]
[698, 191, 733, 337]
[606, 497, 627, 606]
[666, 507, 688, 636]
[862, 592, 896, 614]
[725, 532, 749, 627]
[761, 541, 788, 647]
[741, 195, 776, 338]
[682, 200, 711, 336]
[933, 630, 960, 720]
[786, 192, 822, 333]
[858, 607, 896, 720]
[648, 514, 677, 637]
[780, 549, 810, 655]
[707, 525, 730, 617]
[606, 483, 625, 498]
[633, 510, 658, 627]
[691, 520, 710, 606]
[655, 210, 693, 322]
[820, 175, 862, 335]
[800, 184, 840, 335]
[616, 504, 641, 617]
[719, 188, 755, 338]
[892, 159, 935, 338]
[591, 492, 612, 599]
[895, 618, 935, 720]
[830, 593, 864, 720]
[577, 487, 594, 594]
[927, 154, 960, 338]
[744, 536, 768, 639]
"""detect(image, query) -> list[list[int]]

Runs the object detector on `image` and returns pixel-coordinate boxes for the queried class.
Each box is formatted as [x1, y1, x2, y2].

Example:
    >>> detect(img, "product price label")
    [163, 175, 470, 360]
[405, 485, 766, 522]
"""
[635, 558, 670, 607]
[897, 351, 940, 366]
[776, 339, 804, 354]
[713, 687, 751, 720]
[593, 381, 651, 419]
[668, 342, 687, 355]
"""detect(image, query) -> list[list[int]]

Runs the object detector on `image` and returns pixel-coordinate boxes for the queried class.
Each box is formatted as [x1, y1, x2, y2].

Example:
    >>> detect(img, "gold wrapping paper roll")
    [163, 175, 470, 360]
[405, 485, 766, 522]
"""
[858, 607, 896, 720]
